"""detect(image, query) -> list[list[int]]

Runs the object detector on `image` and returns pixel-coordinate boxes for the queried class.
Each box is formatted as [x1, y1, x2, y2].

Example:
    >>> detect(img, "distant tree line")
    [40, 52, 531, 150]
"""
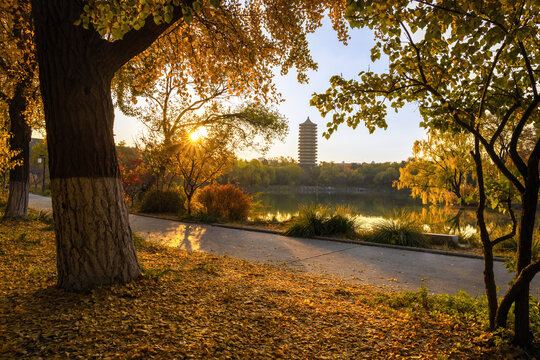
[219, 158, 407, 189]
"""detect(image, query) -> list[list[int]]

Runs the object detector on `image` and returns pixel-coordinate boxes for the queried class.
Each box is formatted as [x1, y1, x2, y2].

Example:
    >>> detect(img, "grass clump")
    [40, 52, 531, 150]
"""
[377, 287, 487, 324]
[365, 211, 428, 248]
[283, 204, 357, 238]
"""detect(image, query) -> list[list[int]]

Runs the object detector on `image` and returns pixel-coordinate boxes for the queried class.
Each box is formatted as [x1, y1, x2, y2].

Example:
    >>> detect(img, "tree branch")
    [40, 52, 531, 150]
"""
[496, 257, 540, 328]
[489, 102, 520, 147]
[104, 1, 195, 74]
[401, 22, 428, 84]
[509, 96, 539, 178]
[478, 39, 510, 118]
[492, 199, 517, 246]
[518, 41, 538, 98]
[413, 0, 509, 33]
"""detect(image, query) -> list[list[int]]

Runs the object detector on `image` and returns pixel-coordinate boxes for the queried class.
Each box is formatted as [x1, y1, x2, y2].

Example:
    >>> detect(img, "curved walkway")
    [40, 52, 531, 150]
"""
[29, 194, 539, 296]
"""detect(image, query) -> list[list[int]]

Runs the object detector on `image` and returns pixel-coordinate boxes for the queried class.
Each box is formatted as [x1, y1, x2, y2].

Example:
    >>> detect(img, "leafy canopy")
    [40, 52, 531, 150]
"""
[312, 0, 539, 143]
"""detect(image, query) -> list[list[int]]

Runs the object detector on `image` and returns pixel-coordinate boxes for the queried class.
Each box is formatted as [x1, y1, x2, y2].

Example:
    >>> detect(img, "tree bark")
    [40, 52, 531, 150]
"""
[471, 141, 498, 329]
[4, 82, 31, 219]
[31, 0, 142, 291]
[52, 177, 140, 290]
[497, 151, 539, 346]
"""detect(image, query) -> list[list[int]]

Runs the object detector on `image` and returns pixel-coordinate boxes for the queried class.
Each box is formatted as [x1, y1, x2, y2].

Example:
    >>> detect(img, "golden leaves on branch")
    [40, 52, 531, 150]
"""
[112, 0, 349, 107]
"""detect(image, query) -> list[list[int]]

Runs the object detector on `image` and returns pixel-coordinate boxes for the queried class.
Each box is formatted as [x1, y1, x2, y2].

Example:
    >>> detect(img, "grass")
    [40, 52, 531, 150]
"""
[283, 204, 358, 238]
[1, 209, 528, 359]
[283, 206, 432, 249]
[363, 211, 429, 248]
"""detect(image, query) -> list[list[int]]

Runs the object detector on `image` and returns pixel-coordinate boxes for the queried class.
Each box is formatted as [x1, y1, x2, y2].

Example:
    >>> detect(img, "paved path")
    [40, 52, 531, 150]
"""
[29, 194, 539, 296]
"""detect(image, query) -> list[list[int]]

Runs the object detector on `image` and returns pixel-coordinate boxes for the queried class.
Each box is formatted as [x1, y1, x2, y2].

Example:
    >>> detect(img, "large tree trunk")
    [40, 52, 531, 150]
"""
[32, 0, 140, 291]
[4, 82, 31, 219]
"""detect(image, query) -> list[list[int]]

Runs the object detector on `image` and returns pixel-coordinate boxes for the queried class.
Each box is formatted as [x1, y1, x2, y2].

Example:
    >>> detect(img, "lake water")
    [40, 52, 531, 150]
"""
[251, 191, 518, 235]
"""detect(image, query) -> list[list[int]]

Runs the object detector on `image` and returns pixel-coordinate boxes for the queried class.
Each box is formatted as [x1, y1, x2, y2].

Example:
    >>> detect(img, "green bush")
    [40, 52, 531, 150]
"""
[284, 204, 357, 238]
[139, 189, 185, 214]
[366, 212, 428, 248]
[197, 184, 252, 221]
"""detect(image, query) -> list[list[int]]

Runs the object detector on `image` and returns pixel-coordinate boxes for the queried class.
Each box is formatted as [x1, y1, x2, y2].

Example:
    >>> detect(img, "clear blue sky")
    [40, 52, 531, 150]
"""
[114, 17, 427, 163]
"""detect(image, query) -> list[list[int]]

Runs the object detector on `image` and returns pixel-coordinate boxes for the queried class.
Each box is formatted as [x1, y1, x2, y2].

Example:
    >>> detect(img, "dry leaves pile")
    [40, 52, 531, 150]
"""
[0, 216, 503, 359]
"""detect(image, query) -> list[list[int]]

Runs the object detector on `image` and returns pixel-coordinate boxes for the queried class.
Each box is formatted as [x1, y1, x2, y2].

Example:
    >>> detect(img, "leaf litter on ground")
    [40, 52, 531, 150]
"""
[0, 214, 522, 359]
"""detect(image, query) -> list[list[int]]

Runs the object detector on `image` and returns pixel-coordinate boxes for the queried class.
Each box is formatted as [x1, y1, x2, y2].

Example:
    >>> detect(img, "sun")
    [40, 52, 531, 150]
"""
[189, 127, 207, 142]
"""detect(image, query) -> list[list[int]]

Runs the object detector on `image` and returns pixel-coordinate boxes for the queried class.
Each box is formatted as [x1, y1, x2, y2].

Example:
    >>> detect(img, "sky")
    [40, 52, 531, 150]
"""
[113, 17, 428, 163]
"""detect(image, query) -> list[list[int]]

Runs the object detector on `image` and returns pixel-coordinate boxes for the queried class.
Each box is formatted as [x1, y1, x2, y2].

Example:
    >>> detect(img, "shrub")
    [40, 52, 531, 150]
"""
[367, 212, 428, 248]
[284, 204, 357, 238]
[197, 184, 252, 221]
[139, 189, 185, 214]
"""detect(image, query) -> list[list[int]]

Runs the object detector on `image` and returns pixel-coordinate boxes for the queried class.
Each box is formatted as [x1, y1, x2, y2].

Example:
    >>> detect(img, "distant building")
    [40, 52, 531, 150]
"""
[298, 117, 317, 167]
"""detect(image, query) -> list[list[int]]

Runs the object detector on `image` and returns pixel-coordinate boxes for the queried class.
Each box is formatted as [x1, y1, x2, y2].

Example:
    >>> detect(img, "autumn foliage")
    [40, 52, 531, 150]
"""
[0, 212, 524, 359]
[118, 150, 152, 204]
[197, 184, 252, 221]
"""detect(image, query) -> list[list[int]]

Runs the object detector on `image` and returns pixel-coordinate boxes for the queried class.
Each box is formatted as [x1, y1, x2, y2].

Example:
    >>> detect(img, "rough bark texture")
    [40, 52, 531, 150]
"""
[52, 177, 140, 290]
[4, 82, 31, 219]
[31, 0, 141, 291]
[31, 0, 193, 291]
[5, 181, 29, 218]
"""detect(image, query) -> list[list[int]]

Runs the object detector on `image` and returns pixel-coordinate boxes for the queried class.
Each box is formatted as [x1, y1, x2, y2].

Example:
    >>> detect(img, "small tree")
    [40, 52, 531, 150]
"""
[169, 128, 234, 215]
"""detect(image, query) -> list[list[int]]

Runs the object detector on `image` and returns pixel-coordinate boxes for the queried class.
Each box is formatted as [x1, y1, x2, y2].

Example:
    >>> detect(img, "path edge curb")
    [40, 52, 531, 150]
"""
[205, 223, 507, 263]
[32, 196, 506, 264]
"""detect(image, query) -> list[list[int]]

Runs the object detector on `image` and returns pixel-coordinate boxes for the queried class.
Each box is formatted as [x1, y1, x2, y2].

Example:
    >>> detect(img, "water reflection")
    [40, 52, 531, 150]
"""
[253, 192, 525, 235]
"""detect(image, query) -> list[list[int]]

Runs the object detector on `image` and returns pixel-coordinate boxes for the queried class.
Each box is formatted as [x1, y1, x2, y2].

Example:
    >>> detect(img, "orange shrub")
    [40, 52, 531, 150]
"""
[197, 184, 252, 221]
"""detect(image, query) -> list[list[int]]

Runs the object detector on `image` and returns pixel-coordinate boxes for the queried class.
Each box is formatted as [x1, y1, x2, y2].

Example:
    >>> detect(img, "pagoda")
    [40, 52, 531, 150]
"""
[298, 117, 317, 167]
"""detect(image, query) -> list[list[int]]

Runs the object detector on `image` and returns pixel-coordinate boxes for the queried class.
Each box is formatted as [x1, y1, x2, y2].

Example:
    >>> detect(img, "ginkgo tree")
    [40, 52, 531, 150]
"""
[0, 0, 41, 218]
[30, 0, 348, 291]
[311, 0, 539, 347]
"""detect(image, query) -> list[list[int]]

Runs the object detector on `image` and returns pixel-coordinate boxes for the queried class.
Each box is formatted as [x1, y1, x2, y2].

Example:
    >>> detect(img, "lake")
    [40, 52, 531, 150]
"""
[251, 190, 520, 236]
